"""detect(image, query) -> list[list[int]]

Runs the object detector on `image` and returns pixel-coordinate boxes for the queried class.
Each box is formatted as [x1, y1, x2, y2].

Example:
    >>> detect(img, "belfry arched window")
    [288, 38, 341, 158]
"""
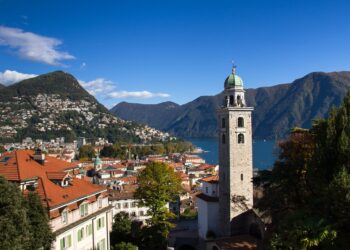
[238, 133, 244, 144]
[237, 95, 242, 106]
[238, 117, 244, 128]
[222, 134, 226, 144]
[222, 118, 226, 128]
[229, 95, 234, 106]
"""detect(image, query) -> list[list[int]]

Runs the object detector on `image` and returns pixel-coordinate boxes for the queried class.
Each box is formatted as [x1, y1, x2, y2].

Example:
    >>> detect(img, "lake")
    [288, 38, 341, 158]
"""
[186, 138, 278, 170]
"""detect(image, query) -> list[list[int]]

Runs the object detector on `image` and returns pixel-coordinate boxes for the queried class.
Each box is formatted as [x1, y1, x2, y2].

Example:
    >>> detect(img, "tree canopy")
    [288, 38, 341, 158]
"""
[135, 161, 182, 249]
[257, 91, 350, 249]
[0, 176, 54, 250]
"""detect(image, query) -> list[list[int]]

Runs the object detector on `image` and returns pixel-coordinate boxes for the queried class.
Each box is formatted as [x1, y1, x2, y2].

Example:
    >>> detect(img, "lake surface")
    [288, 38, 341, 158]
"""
[186, 138, 278, 170]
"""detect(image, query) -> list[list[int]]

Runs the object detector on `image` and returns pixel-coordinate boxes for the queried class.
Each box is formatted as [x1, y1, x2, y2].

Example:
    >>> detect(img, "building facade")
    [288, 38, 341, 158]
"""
[0, 150, 113, 250]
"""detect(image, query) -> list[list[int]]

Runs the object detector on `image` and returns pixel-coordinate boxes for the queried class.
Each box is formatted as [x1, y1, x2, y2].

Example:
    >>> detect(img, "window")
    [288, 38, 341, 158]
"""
[96, 239, 106, 250]
[237, 95, 241, 104]
[86, 224, 92, 236]
[98, 198, 103, 208]
[221, 118, 225, 128]
[229, 95, 234, 106]
[139, 211, 144, 216]
[222, 134, 226, 144]
[60, 235, 72, 250]
[131, 211, 136, 217]
[241, 174, 244, 181]
[116, 203, 121, 209]
[238, 117, 244, 128]
[77, 227, 84, 242]
[131, 201, 137, 208]
[97, 216, 105, 230]
[238, 133, 244, 144]
[123, 202, 129, 209]
[205, 186, 209, 194]
[61, 211, 68, 224]
[80, 203, 88, 217]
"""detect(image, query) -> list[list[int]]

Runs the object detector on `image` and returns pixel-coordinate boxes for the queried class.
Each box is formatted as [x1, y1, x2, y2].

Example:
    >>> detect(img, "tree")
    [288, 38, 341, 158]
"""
[0, 145, 5, 153]
[257, 91, 350, 249]
[0, 176, 30, 250]
[135, 162, 182, 249]
[112, 242, 137, 250]
[110, 212, 133, 246]
[0, 177, 54, 250]
[25, 192, 55, 250]
[79, 145, 95, 159]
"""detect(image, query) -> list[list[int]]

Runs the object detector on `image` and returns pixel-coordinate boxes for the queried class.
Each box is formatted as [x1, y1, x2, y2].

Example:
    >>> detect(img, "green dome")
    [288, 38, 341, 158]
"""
[224, 73, 243, 89]
[94, 155, 102, 166]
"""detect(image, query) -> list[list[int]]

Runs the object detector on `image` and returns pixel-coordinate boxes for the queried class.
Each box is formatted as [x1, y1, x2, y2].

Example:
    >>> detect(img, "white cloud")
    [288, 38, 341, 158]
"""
[0, 70, 37, 85]
[0, 26, 75, 66]
[107, 90, 170, 99]
[78, 78, 115, 95]
[79, 78, 170, 99]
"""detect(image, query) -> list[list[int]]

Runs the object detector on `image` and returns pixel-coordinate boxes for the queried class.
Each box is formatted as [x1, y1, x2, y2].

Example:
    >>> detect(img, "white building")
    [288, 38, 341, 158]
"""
[109, 187, 150, 223]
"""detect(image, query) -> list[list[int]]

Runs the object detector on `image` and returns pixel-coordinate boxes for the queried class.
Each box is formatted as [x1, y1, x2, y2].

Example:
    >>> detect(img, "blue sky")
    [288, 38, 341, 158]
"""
[0, 0, 349, 108]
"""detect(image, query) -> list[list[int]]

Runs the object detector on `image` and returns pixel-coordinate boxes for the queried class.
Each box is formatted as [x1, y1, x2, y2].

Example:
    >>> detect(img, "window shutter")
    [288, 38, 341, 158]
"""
[102, 217, 105, 227]
[60, 239, 64, 250]
[68, 235, 72, 247]
[89, 224, 92, 235]
[78, 230, 81, 241]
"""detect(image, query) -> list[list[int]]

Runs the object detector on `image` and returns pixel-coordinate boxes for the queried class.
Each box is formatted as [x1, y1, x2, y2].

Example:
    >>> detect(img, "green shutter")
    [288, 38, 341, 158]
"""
[78, 230, 81, 241]
[102, 217, 105, 228]
[60, 239, 64, 250]
[89, 224, 92, 235]
[68, 235, 72, 247]
[102, 238, 106, 250]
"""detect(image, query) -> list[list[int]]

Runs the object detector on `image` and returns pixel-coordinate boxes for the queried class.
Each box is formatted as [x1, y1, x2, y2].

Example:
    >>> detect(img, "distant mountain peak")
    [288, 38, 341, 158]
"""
[111, 71, 350, 139]
[0, 71, 171, 143]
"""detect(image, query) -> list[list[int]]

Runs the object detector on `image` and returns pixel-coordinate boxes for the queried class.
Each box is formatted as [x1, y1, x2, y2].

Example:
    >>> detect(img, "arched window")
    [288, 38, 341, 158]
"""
[229, 95, 234, 106]
[238, 117, 244, 127]
[237, 95, 242, 106]
[238, 133, 244, 144]
[222, 134, 226, 144]
[222, 118, 226, 128]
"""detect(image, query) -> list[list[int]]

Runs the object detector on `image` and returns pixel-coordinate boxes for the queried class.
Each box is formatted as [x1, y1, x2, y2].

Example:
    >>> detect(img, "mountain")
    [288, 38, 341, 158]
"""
[0, 71, 171, 143]
[111, 71, 350, 139]
[0, 83, 4, 89]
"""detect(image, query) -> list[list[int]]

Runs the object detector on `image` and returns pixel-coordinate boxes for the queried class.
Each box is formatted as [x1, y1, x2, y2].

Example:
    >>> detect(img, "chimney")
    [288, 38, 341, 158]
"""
[33, 149, 45, 165]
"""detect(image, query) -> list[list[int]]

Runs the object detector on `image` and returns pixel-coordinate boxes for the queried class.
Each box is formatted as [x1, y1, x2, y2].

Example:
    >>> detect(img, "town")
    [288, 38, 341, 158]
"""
[0, 133, 219, 249]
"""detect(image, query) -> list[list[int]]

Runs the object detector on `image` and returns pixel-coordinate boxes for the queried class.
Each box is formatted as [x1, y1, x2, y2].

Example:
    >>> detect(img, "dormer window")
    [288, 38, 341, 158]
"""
[80, 203, 89, 217]
[98, 197, 103, 208]
[61, 210, 68, 224]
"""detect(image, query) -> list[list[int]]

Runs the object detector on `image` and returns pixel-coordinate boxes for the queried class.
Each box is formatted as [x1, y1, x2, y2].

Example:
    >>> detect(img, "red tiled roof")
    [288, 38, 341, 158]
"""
[201, 175, 219, 183]
[0, 150, 106, 209]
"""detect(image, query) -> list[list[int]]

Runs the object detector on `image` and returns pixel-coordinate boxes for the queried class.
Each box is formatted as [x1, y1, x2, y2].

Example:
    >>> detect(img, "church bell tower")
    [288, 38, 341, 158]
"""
[218, 65, 254, 236]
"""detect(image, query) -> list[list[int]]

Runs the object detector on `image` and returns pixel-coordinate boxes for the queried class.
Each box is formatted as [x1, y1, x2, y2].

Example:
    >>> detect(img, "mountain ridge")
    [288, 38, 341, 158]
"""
[111, 71, 350, 139]
[0, 71, 171, 143]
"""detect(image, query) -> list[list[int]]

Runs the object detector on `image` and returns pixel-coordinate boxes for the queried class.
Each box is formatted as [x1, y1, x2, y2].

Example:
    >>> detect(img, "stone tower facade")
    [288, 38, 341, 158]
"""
[218, 66, 254, 236]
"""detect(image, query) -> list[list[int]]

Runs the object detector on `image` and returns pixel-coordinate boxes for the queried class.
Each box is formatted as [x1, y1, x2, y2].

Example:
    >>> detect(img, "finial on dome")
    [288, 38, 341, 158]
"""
[231, 60, 237, 74]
